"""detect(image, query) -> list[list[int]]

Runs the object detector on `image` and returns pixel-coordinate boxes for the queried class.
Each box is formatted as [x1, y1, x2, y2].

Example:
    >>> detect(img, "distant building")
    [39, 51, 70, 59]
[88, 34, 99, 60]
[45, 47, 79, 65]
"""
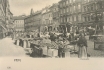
[13, 15, 26, 32]
[41, 6, 53, 32]
[24, 9, 42, 32]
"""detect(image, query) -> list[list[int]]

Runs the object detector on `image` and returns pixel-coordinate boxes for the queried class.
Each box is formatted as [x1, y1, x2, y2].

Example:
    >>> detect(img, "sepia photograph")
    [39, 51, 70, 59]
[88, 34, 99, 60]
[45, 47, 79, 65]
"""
[0, 0, 104, 69]
[0, 0, 104, 59]
[0, 0, 104, 70]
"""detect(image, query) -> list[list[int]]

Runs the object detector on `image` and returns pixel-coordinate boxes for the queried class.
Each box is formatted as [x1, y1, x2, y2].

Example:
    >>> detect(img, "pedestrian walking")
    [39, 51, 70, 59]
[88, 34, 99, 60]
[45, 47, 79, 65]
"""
[77, 32, 88, 59]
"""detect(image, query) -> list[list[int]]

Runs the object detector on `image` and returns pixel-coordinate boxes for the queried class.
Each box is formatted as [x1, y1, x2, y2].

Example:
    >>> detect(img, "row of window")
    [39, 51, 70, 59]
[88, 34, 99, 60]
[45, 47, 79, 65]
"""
[42, 20, 53, 24]
[15, 20, 24, 23]
[83, 2, 104, 12]
[64, 0, 97, 8]
[60, 12, 104, 23]
[25, 20, 41, 26]
[42, 13, 52, 19]
[53, 13, 59, 18]
[59, 0, 80, 8]
[15, 25, 24, 27]
[25, 15, 41, 23]
[83, 12, 104, 22]
[60, 14, 82, 23]
[60, 4, 81, 14]
[52, 7, 58, 12]
[14, 20, 24, 28]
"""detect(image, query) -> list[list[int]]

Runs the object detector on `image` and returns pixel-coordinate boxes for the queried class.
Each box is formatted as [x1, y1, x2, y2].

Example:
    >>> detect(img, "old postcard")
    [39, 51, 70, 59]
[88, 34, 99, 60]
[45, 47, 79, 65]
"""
[0, 0, 104, 70]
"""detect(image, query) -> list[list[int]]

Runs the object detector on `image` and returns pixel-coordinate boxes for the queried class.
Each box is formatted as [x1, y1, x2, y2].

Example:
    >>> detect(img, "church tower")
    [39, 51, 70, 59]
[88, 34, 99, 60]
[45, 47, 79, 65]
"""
[30, 8, 34, 15]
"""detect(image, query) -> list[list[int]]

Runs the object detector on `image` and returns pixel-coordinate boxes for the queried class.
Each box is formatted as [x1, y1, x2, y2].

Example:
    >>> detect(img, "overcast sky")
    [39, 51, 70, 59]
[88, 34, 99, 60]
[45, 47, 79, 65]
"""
[9, 0, 60, 16]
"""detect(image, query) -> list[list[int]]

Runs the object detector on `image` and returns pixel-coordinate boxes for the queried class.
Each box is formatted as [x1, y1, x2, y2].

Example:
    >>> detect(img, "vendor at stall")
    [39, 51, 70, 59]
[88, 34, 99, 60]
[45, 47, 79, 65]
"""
[77, 32, 88, 59]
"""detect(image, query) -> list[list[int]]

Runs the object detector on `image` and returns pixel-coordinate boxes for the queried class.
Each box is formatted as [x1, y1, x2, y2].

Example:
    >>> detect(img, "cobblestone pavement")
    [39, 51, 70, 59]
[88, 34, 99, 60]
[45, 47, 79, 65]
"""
[71, 36, 104, 58]
[86, 36, 104, 57]
[0, 37, 29, 57]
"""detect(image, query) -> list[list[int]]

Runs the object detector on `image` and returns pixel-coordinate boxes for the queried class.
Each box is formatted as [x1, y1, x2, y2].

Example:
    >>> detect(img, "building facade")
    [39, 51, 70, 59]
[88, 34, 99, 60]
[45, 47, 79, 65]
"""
[5, 0, 14, 34]
[50, 3, 60, 32]
[59, 0, 82, 33]
[13, 15, 26, 32]
[24, 9, 42, 32]
[0, 0, 9, 39]
[7, 10, 13, 32]
[82, 0, 104, 34]
[41, 6, 53, 32]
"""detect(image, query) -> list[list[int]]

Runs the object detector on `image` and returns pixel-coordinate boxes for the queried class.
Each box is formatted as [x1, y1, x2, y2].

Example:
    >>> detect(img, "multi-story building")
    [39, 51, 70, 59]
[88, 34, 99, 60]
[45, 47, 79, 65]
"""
[5, 0, 14, 34]
[6, 9, 13, 36]
[13, 15, 26, 32]
[0, 0, 13, 39]
[41, 6, 53, 32]
[59, 0, 70, 33]
[24, 9, 42, 32]
[50, 3, 60, 32]
[59, 0, 82, 33]
[0, 0, 9, 39]
[82, 0, 104, 34]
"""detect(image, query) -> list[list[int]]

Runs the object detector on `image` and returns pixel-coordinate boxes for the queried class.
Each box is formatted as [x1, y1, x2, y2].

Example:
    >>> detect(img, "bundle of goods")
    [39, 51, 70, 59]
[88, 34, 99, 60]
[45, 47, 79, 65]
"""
[57, 41, 71, 58]
[39, 41, 59, 57]
[51, 42, 59, 49]
[48, 49, 58, 57]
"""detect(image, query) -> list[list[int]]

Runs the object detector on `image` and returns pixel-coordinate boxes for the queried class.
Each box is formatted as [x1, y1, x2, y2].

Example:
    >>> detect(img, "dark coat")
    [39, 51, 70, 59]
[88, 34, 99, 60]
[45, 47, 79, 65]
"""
[77, 36, 87, 47]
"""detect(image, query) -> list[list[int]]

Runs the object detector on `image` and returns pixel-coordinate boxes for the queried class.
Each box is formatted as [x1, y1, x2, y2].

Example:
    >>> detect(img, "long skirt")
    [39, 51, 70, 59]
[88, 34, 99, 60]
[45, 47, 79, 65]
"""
[78, 46, 88, 59]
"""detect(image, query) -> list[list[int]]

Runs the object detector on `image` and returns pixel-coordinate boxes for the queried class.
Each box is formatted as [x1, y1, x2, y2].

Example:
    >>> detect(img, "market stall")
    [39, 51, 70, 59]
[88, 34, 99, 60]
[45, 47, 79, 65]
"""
[91, 35, 103, 41]
[94, 35, 104, 50]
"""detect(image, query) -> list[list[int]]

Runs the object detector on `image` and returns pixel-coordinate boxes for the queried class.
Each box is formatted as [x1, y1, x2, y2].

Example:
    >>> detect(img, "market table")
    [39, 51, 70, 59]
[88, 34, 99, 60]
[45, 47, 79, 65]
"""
[94, 41, 104, 50]
[94, 35, 104, 50]
[91, 35, 103, 41]
[30, 42, 59, 57]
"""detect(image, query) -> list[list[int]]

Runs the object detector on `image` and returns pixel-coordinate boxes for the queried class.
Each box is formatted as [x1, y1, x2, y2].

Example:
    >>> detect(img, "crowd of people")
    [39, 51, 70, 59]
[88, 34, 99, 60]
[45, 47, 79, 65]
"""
[11, 26, 92, 59]
[48, 30, 88, 59]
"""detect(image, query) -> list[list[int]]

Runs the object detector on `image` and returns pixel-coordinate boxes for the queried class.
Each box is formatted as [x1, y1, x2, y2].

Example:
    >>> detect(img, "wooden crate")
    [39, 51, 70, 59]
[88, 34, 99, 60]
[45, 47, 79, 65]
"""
[64, 51, 70, 58]
[48, 49, 58, 57]
[42, 46, 48, 55]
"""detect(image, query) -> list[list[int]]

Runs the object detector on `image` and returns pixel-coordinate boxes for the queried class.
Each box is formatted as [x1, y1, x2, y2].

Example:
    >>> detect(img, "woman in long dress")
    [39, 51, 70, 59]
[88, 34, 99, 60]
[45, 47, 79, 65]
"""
[77, 33, 88, 59]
